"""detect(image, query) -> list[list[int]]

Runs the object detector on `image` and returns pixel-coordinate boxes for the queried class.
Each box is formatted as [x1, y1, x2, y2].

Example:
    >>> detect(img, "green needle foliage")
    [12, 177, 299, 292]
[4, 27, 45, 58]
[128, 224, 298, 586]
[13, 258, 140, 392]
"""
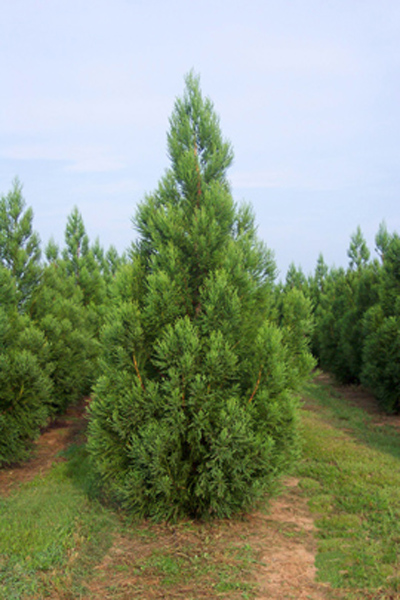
[88, 73, 313, 520]
[62, 207, 107, 309]
[0, 179, 41, 309]
[362, 226, 400, 413]
[311, 229, 379, 385]
[29, 261, 100, 414]
[0, 266, 52, 465]
[27, 210, 110, 415]
[306, 223, 400, 414]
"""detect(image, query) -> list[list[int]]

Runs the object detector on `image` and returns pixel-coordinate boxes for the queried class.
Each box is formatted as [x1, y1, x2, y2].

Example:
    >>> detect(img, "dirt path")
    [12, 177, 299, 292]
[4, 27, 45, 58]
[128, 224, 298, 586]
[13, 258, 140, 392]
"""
[72, 474, 335, 600]
[0, 400, 88, 496]
[252, 477, 334, 600]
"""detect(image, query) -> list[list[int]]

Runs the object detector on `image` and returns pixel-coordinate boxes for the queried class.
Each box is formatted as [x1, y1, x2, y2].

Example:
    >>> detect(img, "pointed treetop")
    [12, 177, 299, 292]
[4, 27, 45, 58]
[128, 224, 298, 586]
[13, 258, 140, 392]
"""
[347, 226, 370, 271]
[167, 72, 234, 190]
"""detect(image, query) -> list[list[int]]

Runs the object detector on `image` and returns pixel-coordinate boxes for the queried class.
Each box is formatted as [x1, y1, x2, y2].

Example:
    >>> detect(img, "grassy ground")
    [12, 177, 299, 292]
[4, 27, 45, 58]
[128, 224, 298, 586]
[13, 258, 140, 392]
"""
[0, 444, 257, 599]
[1, 376, 399, 599]
[298, 377, 400, 599]
[0, 449, 115, 599]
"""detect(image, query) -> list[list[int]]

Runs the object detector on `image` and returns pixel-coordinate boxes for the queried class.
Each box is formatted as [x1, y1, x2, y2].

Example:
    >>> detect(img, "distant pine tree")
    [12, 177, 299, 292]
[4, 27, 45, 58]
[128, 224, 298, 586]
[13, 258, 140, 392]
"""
[0, 179, 41, 309]
[312, 228, 378, 384]
[29, 257, 100, 414]
[362, 227, 400, 413]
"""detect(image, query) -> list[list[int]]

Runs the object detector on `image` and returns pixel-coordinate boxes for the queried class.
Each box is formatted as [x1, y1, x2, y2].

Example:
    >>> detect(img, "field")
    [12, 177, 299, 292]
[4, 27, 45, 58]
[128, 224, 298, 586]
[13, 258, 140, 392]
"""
[0, 374, 399, 600]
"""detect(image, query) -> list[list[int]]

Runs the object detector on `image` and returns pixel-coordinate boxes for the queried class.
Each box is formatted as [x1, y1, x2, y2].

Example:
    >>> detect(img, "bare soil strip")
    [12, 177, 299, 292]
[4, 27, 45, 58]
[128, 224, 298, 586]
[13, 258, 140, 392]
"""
[0, 400, 87, 496]
[252, 477, 334, 600]
[73, 475, 337, 600]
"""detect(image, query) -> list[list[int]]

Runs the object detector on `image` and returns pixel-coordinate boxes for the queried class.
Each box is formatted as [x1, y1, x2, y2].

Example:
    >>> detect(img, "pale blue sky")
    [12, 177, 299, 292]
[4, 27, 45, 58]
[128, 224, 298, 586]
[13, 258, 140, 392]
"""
[1, 0, 399, 277]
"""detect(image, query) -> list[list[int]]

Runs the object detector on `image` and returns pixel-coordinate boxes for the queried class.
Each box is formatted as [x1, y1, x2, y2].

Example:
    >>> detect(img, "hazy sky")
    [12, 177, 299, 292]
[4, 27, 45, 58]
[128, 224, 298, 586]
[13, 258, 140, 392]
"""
[1, 0, 399, 278]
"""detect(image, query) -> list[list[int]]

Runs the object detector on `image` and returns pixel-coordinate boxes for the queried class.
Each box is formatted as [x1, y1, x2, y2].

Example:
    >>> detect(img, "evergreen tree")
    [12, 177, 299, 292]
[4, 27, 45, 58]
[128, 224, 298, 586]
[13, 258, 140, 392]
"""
[88, 73, 313, 520]
[312, 229, 378, 383]
[375, 221, 390, 262]
[307, 253, 328, 356]
[44, 237, 60, 263]
[29, 259, 100, 414]
[0, 266, 52, 464]
[61, 208, 107, 346]
[314, 266, 354, 380]
[285, 263, 307, 291]
[105, 245, 124, 281]
[362, 228, 400, 413]
[62, 207, 105, 305]
[62, 207, 101, 305]
[347, 226, 370, 271]
[277, 287, 316, 385]
[0, 179, 41, 308]
[91, 238, 124, 288]
[63, 207, 90, 280]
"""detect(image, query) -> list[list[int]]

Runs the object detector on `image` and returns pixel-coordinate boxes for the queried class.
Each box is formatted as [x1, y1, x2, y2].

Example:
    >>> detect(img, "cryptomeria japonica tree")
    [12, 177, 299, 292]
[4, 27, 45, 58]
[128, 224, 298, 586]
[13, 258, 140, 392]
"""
[0, 179, 41, 309]
[88, 73, 313, 520]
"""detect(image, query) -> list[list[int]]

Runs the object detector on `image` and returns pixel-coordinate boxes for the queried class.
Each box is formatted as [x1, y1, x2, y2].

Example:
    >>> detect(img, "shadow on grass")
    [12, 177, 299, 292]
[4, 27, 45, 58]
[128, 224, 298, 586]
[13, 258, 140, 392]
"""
[61, 442, 104, 500]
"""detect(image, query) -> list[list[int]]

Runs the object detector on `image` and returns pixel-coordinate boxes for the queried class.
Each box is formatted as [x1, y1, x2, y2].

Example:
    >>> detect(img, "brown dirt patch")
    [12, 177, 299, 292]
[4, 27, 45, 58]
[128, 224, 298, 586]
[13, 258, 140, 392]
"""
[73, 477, 339, 600]
[251, 478, 338, 600]
[0, 399, 88, 496]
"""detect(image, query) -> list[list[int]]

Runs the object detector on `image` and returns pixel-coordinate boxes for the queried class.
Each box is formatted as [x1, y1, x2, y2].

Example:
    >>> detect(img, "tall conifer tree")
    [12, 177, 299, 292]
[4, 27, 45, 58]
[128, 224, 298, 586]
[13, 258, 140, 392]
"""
[88, 73, 311, 519]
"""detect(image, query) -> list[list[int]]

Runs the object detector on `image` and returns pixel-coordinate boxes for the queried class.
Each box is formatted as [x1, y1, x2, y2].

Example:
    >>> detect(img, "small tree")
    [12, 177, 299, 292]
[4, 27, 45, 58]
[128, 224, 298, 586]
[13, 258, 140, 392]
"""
[88, 73, 312, 520]
[63, 206, 90, 281]
[313, 229, 378, 383]
[347, 226, 370, 271]
[0, 179, 41, 308]
[62, 207, 106, 308]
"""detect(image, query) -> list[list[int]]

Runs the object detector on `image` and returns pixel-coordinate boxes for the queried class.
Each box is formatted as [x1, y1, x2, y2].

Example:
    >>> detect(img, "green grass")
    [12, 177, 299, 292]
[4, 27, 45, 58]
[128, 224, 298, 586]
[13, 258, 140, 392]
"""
[0, 449, 116, 600]
[303, 379, 400, 461]
[0, 444, 257, 599]
[297, 378, 400, 598]
[2, 376, 399, 599]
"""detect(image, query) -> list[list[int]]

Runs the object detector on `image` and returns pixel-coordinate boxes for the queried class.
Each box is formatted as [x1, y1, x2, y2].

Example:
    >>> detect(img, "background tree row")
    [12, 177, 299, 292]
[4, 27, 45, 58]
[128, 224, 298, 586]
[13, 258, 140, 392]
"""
[285, 224, 400, 414]
[0, 181, 123, 464]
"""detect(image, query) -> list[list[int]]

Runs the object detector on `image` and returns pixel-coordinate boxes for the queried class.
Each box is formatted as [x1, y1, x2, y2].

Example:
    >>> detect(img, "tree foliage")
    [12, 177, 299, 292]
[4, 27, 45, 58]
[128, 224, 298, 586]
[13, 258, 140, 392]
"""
[0, 266, 52, 465]
[88, 74, 314, 520]
[29, 261, 100, 414]
[361, 227, 400, 413]
[306, 224, 399, 414]
[0, 179, 41, 307]
[0, 186, 113, 462]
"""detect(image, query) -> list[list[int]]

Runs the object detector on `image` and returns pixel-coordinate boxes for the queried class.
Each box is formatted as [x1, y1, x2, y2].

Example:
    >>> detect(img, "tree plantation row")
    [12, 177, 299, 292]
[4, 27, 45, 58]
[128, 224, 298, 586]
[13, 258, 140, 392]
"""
[284, 223, 400, 414]
[1, 74, 398, 520]
[0, 184, 123, 463]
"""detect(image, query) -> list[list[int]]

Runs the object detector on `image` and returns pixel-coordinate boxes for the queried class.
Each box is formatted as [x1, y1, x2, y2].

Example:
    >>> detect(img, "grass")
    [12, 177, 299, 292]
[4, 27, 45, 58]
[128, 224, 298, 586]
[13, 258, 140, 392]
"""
[1, 375, 400, 599]
[0, 454, 116, 599]
[303, 379, 400, 461]
[297, 376, 400, 598]
[0, 445, 257, 599]
[118, 536, 256, 597]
